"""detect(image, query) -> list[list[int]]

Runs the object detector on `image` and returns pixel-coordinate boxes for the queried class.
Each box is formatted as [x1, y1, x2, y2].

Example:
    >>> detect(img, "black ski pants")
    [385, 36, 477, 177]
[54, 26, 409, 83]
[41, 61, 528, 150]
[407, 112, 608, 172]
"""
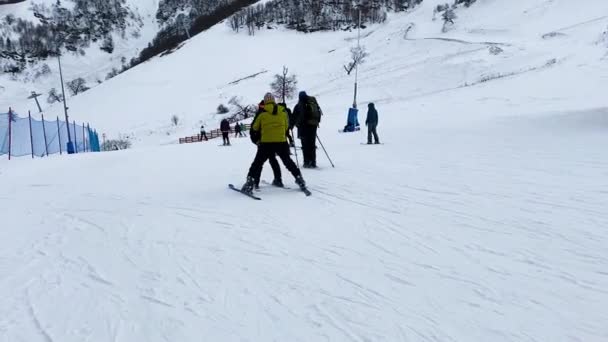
[222, 131, 230, 145]
[255, 154, 282, 187]
[248, 143, 301, 182]
[367, 124, 379, 143]
[299, 125, 317, 166]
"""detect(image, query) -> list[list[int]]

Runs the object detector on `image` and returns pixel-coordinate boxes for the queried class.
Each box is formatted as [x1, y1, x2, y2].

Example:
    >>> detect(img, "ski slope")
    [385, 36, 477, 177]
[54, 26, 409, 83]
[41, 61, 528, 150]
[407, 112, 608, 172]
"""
[2, 0, 608, 341]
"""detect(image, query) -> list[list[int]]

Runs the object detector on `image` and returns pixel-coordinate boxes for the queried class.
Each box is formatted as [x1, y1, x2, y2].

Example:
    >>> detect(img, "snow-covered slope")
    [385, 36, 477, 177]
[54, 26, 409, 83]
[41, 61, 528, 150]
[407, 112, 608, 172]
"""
[6, 0, 607, 144]
[0, 0, 160, 110]
[1, 0, 607, 341]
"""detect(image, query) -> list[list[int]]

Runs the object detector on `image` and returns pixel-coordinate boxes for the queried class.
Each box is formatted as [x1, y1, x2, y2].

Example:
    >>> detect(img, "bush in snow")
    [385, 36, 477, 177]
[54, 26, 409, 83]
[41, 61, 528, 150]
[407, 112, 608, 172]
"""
[47, 88, 63, 104]
[100, 36, 114, 54]
[102, 138, 132, 151]
[442, 7, 457, 33]
[270, 66, 298, 103]
[433, 3, 449, 20]
[217, 104, 230, 114]
[171, 115, 180, 126]
[489, 46, 504, 55]
[454, 0, 477, 7]
[106, 68, 120, 80]
[33, 64, 52, 80]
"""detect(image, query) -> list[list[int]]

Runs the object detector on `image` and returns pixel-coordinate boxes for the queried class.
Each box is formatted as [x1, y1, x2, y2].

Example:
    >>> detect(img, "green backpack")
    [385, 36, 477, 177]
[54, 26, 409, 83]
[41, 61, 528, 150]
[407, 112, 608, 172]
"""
[306, 96, 322, 125]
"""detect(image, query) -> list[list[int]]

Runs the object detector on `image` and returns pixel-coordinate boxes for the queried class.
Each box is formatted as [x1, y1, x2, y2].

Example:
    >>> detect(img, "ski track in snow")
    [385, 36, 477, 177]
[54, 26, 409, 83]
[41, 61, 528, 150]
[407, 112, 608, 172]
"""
[1, 115, 607, 341]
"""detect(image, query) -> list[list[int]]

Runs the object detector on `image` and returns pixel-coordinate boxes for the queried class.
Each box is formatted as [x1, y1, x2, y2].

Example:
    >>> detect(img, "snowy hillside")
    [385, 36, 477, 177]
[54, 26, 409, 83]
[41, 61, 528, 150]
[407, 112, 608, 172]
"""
[5, 0, 607, 144]
[1, 0, 608, 341]
[0, 0, 160, 111]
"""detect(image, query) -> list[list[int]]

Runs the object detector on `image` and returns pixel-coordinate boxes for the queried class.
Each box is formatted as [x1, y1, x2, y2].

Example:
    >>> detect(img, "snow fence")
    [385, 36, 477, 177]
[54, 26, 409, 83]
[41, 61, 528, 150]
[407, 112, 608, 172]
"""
[0, 109, 101, 159]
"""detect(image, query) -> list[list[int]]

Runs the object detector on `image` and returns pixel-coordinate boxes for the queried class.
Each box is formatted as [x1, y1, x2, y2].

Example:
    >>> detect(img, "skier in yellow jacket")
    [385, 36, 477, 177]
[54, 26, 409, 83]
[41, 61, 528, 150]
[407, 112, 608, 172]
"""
[241, 93, 306, 193]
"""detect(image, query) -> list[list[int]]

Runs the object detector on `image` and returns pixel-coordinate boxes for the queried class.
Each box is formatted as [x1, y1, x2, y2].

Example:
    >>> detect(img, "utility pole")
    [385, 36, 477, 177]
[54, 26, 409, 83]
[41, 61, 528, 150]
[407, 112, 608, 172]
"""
[353, 8, 361, 108]
[27, 91, 43, 113]
[57, 52, 74, 154]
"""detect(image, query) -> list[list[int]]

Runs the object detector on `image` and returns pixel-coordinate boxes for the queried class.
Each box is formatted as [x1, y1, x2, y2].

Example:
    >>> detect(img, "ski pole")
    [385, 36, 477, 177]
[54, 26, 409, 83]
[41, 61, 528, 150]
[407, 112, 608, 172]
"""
[316, 135, 335, 168]
[291, 129, 300, 168]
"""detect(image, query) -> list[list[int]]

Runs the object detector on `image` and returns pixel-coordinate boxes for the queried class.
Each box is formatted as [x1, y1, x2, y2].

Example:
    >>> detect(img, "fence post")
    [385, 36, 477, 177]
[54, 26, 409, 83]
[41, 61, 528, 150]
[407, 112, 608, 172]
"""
[7, 107, 11, 160]
[28, 111, 34, 159]
[82, 124, 87, 152]
[87, 124, 91, 152]
[73, 120, 78, 153]
[57, 116, 62, 155]
[41, 114, 49, 156]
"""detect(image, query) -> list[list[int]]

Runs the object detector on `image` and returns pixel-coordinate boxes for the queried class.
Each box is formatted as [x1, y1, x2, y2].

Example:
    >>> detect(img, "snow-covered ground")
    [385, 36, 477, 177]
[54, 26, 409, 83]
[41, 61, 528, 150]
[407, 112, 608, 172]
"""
[1, 0, 608, 341]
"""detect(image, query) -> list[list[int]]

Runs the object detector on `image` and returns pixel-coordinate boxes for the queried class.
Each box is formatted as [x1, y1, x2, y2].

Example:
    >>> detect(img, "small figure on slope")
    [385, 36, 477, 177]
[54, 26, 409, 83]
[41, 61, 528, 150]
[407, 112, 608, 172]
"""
[220, 118, 231, 146]
[365, 103, 380, 144]
[234, 122, 243, 138]
[293, 91, 322, 168]
[241, 93, 306, 194]
[200, 125, 208, 141]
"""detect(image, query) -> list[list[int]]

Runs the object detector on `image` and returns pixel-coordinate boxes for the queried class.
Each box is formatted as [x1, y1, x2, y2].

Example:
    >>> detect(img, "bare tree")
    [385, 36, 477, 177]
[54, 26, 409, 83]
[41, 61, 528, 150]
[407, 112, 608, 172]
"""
[67, 77, 89, 95]
[47, 88, 63, 103]
[442, 7, 456, 33]
[344, 45, 369, 75]
[270, 66, 298, 103]
[229, 96, 255, 119]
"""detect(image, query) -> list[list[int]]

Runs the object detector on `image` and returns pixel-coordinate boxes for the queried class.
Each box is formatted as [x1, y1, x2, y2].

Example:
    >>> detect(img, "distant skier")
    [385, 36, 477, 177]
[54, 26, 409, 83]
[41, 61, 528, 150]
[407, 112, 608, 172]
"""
[293, 91, 322, 168]
[240, 123, 247, 137]
[250, 99, 283, 188]
[220, 119, 231, 146]
[281, 102, 295, 147]
[200, 125, 208, 141]
[365, 103, 380, 144]
[241, 93, 306, 193]
[234, 122, 243, 138]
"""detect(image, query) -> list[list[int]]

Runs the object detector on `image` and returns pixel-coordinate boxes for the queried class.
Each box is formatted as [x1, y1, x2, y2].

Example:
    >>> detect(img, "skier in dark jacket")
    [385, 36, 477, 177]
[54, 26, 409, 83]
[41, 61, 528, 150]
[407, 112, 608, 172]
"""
[220, 119, 231, 145]
[293, 91, 322, 168]
[281, 103, 295, 147]
[365, 103, 380, 144]
[241, 93, 306, 193]
[250, 99, 283, 188]
[200, 125, 208, 141]
[234, 122, 243, 138]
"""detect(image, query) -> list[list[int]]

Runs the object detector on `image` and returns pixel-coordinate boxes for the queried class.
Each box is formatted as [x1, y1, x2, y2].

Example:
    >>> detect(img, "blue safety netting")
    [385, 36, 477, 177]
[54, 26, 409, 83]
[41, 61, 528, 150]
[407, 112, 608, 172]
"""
[0, 110, 100, 157]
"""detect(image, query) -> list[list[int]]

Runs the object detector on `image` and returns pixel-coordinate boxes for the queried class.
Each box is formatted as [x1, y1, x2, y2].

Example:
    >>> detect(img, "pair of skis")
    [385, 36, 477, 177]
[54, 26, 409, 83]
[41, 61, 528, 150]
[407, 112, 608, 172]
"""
[229, 181, 311, 200]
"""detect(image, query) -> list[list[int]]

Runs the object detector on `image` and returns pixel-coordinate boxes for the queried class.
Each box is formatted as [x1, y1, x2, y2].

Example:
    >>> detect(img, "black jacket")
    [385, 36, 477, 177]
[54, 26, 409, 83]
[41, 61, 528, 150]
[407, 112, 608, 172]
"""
[366, 104, 378, 126]
[220, 119, 230, 132]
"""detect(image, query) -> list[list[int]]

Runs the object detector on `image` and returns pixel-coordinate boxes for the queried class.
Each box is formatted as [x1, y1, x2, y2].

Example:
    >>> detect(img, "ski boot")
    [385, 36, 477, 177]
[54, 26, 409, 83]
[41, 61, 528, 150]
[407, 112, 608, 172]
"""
[272, 179, 284, 188]
[295, 175, 306, 189]
[241, 176, 255, 194]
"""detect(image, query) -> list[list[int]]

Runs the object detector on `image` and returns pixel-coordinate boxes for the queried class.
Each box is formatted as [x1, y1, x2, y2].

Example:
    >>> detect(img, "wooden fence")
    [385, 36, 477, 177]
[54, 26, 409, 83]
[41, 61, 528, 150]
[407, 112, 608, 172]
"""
[179, 124, 251, 144]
